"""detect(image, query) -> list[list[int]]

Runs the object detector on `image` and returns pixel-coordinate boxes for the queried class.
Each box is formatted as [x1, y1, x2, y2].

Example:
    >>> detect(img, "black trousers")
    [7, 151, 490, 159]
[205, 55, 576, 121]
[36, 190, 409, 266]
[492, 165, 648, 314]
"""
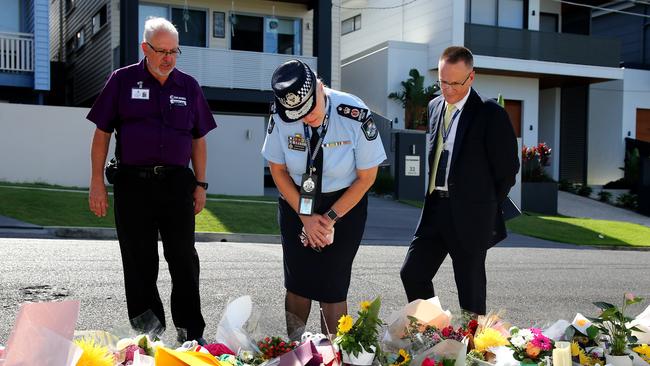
[113, 167, 205, 339]
[400, 194, 487, 314]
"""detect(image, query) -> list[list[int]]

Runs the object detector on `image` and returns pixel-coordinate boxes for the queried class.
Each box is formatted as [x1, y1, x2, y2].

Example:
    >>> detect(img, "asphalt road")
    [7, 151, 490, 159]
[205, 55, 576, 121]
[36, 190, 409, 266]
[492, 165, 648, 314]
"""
[1, 238, 649, 346]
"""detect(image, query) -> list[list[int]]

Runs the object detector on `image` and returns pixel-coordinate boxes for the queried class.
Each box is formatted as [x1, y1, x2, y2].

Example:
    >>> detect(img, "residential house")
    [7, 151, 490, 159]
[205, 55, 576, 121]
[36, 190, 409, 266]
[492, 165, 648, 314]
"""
[50, 0, 340, 113]
[46, 0, 341, 195]
[0, 0, 50, 103]
[339, 0, 637, 187]
[588, 1, 650, 185]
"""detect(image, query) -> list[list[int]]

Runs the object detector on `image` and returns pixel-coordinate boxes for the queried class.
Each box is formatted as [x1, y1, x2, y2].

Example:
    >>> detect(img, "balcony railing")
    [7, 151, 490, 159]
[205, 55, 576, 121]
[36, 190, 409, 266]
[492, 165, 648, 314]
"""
[0, 32, 34, 72]
[465, 23, 621, 68]
[175, 47, 317, 90]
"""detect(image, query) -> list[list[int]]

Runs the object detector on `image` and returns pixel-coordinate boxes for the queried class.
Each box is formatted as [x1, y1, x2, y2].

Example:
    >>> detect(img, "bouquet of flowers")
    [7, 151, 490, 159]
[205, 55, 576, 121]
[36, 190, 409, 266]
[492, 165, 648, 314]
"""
[256, 336, 299, 361]
[334, 297, 383, 358]
[466, 312, 511, 365]
[507, 327, 553, 364]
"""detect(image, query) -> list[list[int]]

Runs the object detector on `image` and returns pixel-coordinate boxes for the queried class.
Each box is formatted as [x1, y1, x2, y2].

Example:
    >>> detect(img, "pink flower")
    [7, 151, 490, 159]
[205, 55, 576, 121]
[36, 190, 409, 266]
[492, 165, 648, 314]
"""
[531, 334, 553, 351]
[124, 345, 146, 362]
[625, 293, 636, 301]
[530, 328, 542, 335]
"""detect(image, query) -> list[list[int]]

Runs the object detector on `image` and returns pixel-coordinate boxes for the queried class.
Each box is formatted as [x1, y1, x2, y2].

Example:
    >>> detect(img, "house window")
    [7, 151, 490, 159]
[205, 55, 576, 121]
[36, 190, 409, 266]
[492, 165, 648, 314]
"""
[230, 13, 302, 55]
[466, 0, 526, 29]
[75, 29, 85, 49]
[171, 8, 207, 47]
[342, 14, 361, 35]
[92, 5, 107, 35]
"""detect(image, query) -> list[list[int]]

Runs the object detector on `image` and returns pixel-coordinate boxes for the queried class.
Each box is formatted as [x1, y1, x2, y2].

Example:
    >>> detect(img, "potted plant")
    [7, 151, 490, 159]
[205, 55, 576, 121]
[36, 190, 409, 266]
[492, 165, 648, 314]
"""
[521, 143, 558, 215]
[388, 69, 439, 130]
[334, 297, 383, 365]
[589, 293, 645, 366]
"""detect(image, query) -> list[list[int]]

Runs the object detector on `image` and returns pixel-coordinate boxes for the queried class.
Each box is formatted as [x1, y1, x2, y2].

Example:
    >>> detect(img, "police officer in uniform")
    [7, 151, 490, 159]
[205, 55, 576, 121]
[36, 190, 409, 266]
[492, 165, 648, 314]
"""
[87, 17, 216, 344]
[262, 60, 386, 337]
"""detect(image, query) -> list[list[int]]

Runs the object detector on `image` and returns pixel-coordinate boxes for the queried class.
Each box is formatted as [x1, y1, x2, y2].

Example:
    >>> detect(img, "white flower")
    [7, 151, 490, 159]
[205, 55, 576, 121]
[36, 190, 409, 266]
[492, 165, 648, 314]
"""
[517, 329, 534, 341]
[510, 335, 527, 348]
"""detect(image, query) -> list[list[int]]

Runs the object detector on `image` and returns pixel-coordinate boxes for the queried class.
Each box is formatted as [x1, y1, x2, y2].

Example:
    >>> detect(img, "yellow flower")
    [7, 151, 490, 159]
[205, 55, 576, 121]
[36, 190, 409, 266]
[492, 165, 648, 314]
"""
[337, 314, 354, 334]
[633, 344, 650, 363]
[473, 328, 509, 353]
[390, 349, 411, 366]
[576, 319, 588, 327]
[360, 301, 371, 311]
[75, 338, 114, 366]
[571, 342, 583, 357]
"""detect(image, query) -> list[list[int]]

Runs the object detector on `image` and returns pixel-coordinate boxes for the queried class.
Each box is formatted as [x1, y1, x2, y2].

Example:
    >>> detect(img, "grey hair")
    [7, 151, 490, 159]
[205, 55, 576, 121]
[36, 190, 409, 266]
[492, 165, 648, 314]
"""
[142, 17, 178, 42]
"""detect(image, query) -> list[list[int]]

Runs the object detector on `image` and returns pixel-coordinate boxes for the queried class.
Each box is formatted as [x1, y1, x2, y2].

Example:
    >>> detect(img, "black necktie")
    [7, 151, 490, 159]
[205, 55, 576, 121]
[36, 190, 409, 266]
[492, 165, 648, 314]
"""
[306, 126, 324, 209]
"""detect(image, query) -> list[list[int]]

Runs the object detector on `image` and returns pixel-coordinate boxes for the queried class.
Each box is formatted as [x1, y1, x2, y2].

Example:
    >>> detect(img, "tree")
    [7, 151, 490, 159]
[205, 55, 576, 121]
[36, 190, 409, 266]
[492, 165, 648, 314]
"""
[388, 69, 439, 129]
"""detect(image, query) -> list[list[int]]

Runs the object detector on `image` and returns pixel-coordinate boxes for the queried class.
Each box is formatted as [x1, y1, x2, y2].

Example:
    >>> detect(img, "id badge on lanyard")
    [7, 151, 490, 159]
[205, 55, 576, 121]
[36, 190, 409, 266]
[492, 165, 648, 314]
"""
[298, 98, 331, 216]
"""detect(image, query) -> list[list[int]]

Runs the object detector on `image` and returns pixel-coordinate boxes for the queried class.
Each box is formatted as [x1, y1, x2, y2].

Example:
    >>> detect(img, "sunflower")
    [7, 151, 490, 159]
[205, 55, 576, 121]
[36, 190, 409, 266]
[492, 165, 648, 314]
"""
[571, 342, 581, 357]
[75, 338, 114, 366]
[390, 349, 411, 366]
[360, 301, 371, 311]
[633, 344, 650, 363]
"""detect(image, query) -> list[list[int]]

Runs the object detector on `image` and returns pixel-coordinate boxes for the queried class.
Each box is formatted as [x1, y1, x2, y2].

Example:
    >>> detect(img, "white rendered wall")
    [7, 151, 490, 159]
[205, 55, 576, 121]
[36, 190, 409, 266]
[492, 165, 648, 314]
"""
[0, 104, 264, 195]
[588, 79, 625, 185]
[587, 69, 650, 185]
[341, 41, 430, 130]
[622, 69, 650, 142]
[340, 0, 455, 69]
[539, 88, 561, 181]
[472, 74, 539, 149]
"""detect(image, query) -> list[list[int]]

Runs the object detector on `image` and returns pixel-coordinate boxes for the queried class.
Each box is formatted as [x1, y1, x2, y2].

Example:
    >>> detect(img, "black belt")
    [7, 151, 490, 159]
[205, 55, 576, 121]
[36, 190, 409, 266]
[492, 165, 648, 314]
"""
[431, 190, 450, 198]
[120, 165, 186, 179]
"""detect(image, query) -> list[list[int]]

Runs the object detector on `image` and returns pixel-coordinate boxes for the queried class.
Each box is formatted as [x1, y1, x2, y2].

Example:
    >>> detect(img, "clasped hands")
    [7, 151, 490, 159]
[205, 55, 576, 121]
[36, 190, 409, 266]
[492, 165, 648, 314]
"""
[299, 214, 335, 250]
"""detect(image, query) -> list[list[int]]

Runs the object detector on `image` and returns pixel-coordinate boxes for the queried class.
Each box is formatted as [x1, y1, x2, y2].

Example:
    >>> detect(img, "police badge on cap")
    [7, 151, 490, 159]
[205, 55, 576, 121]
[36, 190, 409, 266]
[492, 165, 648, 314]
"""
[271, 59, 317, 122]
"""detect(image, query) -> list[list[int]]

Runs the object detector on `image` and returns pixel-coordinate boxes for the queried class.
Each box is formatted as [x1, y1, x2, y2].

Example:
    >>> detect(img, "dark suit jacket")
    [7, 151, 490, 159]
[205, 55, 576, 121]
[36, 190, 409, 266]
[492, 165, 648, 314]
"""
[414, 88, 519, 251]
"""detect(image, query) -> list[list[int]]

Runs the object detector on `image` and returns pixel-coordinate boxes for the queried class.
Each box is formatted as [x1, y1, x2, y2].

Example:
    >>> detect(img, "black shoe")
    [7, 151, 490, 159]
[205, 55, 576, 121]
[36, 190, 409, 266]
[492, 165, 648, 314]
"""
[195, 337, 208, 346]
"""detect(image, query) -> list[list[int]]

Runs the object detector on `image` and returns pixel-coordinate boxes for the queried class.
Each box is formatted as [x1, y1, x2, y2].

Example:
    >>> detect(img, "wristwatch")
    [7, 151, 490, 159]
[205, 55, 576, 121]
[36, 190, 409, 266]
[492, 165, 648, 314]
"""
[326, 208, 339, 222]
[196, 181, 209, 190]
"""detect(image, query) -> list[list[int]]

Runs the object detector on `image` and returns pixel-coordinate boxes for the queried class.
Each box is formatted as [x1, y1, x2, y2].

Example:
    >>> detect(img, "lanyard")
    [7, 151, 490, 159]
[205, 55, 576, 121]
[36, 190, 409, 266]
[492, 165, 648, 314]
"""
[438, 103, 462, 143]
[304, 96, 332, 175]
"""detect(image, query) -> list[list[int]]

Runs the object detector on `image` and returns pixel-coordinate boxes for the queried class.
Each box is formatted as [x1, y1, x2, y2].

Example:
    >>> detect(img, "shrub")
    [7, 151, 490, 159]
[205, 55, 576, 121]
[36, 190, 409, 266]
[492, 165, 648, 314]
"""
[598, 191, 612, 203]
[371, 167, 394, 195]
[616, 193, 638, 210]
[577, 185, 593, 197]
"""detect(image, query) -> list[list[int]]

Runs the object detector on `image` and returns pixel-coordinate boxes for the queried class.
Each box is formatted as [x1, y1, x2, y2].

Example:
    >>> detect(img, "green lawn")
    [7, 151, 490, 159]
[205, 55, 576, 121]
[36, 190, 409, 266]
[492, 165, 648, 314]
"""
[507, 213, 650, 247]
[0, 185, 279, 234]
[397, 198, 650, 247]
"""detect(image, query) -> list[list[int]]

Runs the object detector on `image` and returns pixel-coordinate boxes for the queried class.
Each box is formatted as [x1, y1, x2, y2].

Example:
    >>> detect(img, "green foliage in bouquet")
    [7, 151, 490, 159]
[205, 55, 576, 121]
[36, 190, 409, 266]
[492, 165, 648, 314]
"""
[588, 293, 644, 356]
[334, 297, 383, 357]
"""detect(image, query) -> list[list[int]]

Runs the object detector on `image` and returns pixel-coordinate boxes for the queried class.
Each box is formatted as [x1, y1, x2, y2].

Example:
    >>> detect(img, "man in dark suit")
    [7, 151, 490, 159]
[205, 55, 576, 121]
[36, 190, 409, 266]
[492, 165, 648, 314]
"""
[400, 46, 519, 316]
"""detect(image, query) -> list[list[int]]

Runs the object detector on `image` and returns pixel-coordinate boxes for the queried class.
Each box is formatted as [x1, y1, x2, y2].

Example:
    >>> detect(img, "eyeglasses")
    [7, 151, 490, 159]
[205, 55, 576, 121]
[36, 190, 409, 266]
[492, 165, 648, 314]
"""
[146, 42, 181, 57]
[435, 71, 473, 90]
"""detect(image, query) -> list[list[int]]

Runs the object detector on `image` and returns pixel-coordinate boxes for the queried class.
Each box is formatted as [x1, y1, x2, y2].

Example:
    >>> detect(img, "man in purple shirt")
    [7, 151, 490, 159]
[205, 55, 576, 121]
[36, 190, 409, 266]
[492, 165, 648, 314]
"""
[87, 17, 216, 344]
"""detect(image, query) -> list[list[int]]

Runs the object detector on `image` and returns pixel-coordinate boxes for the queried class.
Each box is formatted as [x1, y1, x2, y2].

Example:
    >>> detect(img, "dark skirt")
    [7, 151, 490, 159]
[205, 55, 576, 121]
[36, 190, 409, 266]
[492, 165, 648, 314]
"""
[278, 189, 368, 303]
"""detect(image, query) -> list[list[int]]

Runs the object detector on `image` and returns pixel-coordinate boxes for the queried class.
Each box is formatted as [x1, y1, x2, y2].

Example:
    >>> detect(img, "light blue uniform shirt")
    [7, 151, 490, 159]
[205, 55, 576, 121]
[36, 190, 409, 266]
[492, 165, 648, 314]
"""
[262, 88, 387, 193]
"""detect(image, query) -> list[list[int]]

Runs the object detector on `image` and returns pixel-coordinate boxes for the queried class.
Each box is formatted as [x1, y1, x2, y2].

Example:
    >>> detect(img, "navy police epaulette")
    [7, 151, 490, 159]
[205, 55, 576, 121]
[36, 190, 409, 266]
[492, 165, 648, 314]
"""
[267, 116, 275, 134]
[336, 104, 368, 122]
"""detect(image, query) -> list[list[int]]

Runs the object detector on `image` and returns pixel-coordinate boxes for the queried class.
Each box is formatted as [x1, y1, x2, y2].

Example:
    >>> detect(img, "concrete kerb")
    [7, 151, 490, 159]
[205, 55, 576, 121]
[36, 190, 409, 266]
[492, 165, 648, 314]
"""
[45, 226, 282, 243]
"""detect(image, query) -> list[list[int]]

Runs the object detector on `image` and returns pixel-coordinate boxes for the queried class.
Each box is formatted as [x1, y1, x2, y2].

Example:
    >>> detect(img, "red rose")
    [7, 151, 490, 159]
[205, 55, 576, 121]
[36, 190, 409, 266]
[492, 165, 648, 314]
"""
[421, 358, 436, 366]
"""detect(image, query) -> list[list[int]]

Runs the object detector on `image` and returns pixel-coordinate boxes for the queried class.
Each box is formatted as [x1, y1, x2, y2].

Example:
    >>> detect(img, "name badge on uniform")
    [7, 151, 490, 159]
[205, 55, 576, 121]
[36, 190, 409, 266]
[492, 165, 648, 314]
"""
[288, 134, 307, 152]
[170, 95, 187, 107]
[299, 173, 318, 215]
[131, 88, 150, 100]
